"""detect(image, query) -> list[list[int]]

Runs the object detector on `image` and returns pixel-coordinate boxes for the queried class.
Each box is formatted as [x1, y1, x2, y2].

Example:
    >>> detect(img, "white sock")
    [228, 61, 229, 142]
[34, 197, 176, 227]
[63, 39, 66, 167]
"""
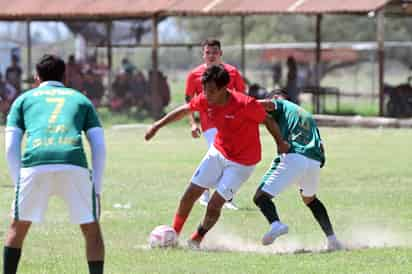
[327, 234, 337, 242]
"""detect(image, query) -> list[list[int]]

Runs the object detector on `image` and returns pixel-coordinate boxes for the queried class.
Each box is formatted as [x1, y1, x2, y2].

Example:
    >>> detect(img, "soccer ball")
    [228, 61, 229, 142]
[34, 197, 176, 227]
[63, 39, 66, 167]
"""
[149, 225, 178, 248]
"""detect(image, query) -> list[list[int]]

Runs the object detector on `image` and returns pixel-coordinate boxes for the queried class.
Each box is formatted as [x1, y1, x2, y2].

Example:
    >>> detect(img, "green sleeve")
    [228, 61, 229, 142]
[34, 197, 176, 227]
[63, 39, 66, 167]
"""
[83, 101, 102, 131]
[270, 98, 281, 116]
[6, 96, 25, 131]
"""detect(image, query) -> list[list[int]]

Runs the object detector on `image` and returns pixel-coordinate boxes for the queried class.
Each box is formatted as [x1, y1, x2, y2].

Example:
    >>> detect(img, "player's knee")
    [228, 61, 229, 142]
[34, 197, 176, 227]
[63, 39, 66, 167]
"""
[254, 192, 270, 207]
[253, 190, 272, 207]
[302, 195, 316, 206]
[181, 184, 204, 203]
[180, 190, 197, 204]
[299, 189, 316, 205]
[253, 192, 260, 206]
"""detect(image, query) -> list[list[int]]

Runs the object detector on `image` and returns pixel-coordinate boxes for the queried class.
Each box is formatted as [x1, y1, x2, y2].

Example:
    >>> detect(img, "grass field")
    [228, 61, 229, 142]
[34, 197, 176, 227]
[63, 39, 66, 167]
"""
[0, 125, 411, 273]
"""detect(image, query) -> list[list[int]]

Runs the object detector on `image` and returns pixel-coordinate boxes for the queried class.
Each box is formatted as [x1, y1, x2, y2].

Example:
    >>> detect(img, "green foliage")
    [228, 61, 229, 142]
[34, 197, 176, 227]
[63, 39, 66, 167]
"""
[176, 14, 412, 44]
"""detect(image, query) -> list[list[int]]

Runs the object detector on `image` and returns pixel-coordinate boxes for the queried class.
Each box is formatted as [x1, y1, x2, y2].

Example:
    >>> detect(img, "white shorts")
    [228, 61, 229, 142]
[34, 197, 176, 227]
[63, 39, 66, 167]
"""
[260, 153, 321, 197]
[191, 145, 255, 201]
[12, 164, 99, 224]
[203, 128, 217, 148]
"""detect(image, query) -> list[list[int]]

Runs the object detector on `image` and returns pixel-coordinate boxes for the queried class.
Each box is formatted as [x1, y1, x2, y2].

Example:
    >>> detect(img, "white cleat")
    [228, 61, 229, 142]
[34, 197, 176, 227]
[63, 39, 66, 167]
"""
[199, 192, 210, 207]
[199, 197, 209, 207]
[262, 222, 289, 246]
[327, 238, 344, 251]
[223, 201, 239, 210]
[187, 239, 201, 250]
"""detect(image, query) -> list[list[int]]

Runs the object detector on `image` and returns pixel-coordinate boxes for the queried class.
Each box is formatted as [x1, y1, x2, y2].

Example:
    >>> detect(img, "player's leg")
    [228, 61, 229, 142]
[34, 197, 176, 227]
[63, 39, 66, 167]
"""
[3, 220, 31, 274]
[299, 157, 342, 251]
[204, 130, 239, 211]
[254, 154, 303, 245]
[253, 189, 279, 225]
[80, 222, 105, 274]
[188, 191, 226, 248]
[253, 188, 289, 246]
[301, 194, 342, 251]
[173, 146, 223, 235]
[57, 167, 105, 274]
[189, 159, 255, 247]
[172, 183, 206, 234]
[198, 128, 217, 207]
[3, 167, 52, 274]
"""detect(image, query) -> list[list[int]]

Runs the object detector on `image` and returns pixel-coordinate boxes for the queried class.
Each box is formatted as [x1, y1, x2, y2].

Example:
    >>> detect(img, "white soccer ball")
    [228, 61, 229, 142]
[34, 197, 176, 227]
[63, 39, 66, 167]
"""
[149, 225, 178, 248]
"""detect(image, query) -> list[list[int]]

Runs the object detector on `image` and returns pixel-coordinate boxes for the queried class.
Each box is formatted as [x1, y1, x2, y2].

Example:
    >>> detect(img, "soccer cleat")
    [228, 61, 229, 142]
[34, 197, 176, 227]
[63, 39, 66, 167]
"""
[199, 191, 210, 207]
[223, 200, 239, 210]
[327, 238, 344, 251]
[187, 239, 201, 250]
[262, 222, 289, 246]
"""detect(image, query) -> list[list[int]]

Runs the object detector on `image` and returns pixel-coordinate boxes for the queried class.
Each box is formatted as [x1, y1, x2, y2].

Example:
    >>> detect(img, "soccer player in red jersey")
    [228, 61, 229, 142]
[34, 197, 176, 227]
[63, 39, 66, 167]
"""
[185, 39, 245, 209]
[145, 65, 267, 248]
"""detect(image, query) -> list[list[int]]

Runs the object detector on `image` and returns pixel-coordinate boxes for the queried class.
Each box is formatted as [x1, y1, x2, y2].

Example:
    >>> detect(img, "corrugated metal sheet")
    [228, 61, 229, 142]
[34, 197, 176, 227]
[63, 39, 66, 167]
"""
[170, 0, 299, 14]
[0, 0, 175, 20]
[295, 0, 390, 13]
[0, 0, 392, 20]
[167, 0, 391, 15]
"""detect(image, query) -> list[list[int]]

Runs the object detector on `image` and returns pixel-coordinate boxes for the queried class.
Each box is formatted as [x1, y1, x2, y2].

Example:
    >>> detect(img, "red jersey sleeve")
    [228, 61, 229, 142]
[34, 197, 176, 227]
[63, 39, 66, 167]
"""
[244, 97, 267, 123]
[185, 71, 197, 98]
[233, 69, 246, 93]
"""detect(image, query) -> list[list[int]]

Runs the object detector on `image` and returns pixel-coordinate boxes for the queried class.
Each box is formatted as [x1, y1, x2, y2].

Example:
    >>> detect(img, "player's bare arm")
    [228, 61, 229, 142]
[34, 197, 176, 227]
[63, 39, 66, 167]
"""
[185, 95, 201, 138]
[145, 104, 191, 141]
[258, 99, 276, 112]
[263, 115, 290, 154]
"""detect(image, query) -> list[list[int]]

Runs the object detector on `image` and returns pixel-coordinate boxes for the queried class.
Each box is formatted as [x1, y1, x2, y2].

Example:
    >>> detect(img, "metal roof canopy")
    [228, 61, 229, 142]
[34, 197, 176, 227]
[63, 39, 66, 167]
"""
[0, 0, 407, 117]
[0, 0, 392, 20]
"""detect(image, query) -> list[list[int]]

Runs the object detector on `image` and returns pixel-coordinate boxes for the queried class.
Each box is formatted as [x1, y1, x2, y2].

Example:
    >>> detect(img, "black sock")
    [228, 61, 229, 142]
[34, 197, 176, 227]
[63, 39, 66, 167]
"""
[88, 261, 104, 274]
[254, 194, 280, 224]
[3, 246, 21, 274]
[307, 198, 334, 236]
[197, 224, 208, 237]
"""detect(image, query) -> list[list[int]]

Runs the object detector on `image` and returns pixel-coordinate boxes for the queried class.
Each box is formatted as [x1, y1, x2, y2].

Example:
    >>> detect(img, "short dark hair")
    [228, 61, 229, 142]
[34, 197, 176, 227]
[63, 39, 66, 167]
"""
[269, 88, 289, 99]
[201, 39, 221, 50]
[201, 64, 230, 89]
[36, 54, 66, 82]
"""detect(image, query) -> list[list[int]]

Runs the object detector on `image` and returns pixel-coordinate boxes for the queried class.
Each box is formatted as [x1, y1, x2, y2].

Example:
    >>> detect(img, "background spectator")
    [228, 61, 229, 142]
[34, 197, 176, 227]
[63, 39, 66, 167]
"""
[0, 72, 17, 120]
[6, 53, 22, 95]
[65, 54, 83, 91]
[286, 56, 299, 105]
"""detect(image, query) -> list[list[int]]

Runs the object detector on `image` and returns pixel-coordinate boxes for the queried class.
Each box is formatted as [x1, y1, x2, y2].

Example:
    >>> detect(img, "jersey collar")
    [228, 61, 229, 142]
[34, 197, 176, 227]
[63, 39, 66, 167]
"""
[39, 81, 65, 88]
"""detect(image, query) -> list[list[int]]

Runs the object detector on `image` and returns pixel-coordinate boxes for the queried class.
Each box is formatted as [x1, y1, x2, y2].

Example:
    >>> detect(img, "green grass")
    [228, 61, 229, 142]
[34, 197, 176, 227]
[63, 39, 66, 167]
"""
[0, 126, 411, 273]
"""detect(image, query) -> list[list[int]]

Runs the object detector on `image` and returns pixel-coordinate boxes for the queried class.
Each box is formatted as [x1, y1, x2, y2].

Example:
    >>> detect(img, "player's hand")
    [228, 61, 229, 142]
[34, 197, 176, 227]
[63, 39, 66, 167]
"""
[277, 140, 290, 154]
[191, 124, 201, 138]
[145, 124, 159, 141]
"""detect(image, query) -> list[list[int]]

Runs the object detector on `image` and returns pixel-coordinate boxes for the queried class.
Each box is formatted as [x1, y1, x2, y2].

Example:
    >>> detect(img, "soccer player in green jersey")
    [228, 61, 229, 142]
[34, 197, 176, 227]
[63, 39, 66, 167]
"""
[253, 92, 343, 251]
[3, 55, 106, 274]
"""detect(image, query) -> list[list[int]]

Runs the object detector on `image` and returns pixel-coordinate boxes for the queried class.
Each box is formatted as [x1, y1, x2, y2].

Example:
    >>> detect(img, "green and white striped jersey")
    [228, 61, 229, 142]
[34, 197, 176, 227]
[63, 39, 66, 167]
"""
[268, 99, 325, 164]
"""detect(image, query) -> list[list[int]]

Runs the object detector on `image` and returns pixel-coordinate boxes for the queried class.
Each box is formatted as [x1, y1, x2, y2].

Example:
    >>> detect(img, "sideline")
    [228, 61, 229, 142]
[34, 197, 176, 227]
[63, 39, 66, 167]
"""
[314, 115, 412, 128]
[110, 115, 412, 130]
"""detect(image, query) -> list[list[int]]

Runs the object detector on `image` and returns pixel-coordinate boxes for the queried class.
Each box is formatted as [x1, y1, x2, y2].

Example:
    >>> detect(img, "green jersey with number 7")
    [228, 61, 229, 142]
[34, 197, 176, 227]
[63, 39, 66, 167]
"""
[7, 81, 101, 168]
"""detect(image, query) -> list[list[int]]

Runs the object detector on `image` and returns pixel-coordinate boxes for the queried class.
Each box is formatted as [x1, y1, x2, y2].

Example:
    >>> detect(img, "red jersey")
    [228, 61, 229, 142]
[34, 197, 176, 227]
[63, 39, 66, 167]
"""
[188, 91, 266, 165]
[185, 63, 246, 131]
